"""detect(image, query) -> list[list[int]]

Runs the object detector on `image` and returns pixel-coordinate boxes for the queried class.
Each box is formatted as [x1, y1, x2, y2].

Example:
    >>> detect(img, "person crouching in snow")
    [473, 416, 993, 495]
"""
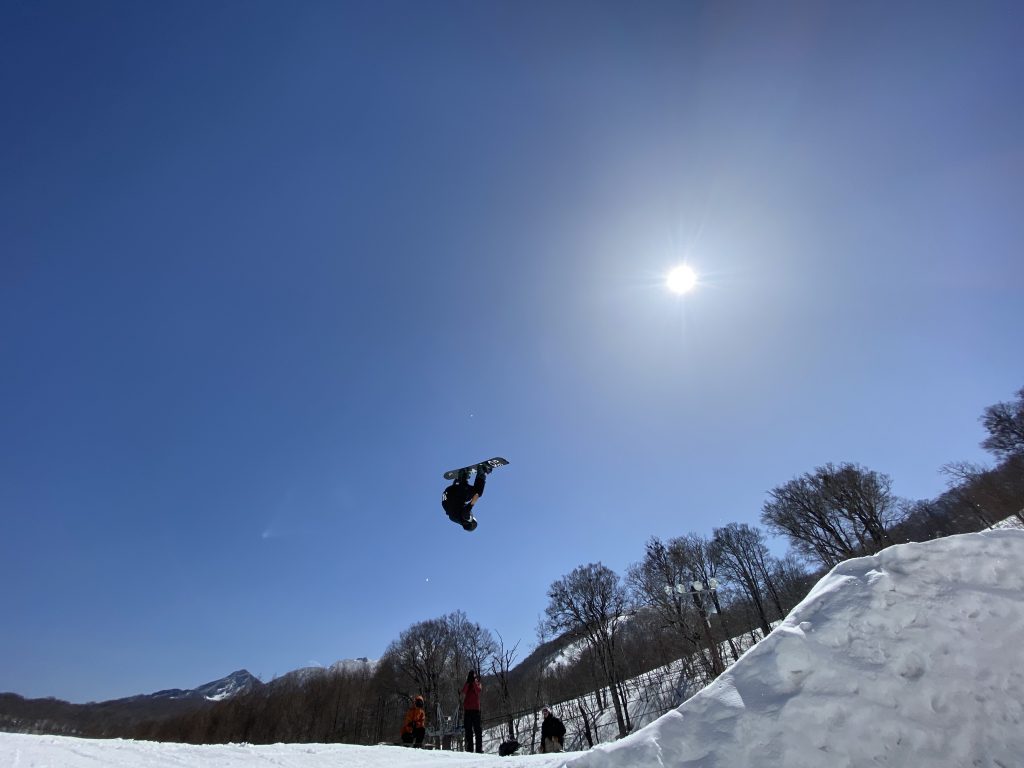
[401, 695, 426, 747]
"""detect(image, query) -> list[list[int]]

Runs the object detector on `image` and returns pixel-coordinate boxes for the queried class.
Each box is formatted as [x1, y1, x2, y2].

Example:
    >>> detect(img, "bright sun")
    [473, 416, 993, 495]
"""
[666, 264, 698, 294]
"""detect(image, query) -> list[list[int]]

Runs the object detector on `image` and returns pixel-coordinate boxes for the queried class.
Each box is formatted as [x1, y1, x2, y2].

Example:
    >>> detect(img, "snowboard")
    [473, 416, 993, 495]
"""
[443, 456, 509, 481]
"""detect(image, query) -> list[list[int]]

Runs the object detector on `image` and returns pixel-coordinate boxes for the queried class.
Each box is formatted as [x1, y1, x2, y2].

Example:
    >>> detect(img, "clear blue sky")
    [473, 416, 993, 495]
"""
[2, 1, 1021, 703]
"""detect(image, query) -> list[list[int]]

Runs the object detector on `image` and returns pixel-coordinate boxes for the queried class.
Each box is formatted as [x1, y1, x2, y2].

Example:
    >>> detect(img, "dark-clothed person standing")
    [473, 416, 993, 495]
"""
[540, 706, 566, 753]
[461, 670, 483, 752]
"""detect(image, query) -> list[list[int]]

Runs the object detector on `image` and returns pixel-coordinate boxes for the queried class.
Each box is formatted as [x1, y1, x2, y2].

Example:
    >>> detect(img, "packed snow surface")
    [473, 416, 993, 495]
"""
[4, 530, 1023, 767]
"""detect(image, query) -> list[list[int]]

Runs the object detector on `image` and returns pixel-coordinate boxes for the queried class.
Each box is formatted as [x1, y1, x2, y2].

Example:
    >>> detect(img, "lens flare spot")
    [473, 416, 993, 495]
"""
[667, 265, 698, 294]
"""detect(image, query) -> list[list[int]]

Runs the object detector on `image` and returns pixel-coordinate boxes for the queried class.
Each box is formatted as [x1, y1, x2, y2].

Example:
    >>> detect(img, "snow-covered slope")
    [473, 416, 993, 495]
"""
[3, 530, 1023, 767]
[567, 528, 1024, 768]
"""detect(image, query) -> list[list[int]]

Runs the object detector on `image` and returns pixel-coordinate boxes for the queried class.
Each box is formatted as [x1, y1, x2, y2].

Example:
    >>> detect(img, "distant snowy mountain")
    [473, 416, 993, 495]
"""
[117, 660, 378, 703]
[333, 657, 378, 674]
[140, 670, 263, 703]
[0, 673, 264, 738]
[268, 658, 377, 689]
[126, 661, 376, 702]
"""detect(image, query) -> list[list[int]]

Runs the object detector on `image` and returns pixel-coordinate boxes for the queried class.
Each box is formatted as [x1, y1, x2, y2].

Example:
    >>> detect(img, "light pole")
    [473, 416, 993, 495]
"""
[665, 579, 724, 676]
[690, 578, 718, 594]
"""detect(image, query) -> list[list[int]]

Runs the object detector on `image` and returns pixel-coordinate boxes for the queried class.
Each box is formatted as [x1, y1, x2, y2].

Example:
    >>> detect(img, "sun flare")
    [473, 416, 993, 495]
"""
[666, 264, 697, 294]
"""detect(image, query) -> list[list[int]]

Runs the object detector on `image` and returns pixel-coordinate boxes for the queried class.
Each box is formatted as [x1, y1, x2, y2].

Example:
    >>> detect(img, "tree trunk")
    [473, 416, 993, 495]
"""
[578, 699, 594, 747]
[710, 593, 741, 662]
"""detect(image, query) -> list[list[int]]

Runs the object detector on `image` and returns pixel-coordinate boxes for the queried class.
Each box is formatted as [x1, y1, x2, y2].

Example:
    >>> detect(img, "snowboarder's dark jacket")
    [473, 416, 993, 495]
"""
[442, 473, 485, 521]
[541, 713, 566, 746]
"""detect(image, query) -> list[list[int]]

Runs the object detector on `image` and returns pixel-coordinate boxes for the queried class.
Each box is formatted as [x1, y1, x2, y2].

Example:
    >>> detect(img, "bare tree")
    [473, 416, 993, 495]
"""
[942, 459, 1024, 527]
[627, 538, 725, 676]
[769, 553, 815, 613]
[822, 463, 898, 550]
[544, 563, 631, 738]
[380, 610, 495, 741]
[941, 461, 997, 527]
[487, 632, 520, 742]
[762, 463, 903, 567]
[762, 477, 858, 567]
[383, 617, 450, 708]
[711, 523, 780, 636]
[445, 611, 497, 681]
[981, 386, 1024, 460]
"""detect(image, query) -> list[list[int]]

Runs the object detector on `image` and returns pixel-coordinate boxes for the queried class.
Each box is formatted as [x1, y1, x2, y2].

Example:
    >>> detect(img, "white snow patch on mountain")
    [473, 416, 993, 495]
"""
[992, 513, 1023, 530]
[271, 658, 378, 688]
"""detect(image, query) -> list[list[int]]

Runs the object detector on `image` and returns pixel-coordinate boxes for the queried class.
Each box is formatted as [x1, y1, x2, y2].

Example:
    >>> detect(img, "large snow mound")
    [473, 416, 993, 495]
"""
[569, 529, 1024, 768]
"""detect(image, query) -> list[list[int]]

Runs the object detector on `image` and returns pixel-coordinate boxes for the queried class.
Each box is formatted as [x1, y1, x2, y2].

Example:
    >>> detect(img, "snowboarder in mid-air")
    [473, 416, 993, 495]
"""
[440, 457, 508, 532]
[442, 464, 490, 531]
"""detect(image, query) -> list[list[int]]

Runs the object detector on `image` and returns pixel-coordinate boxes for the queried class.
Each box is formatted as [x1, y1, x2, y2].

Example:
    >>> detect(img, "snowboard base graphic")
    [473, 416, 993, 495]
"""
[443, 456, 509, 481]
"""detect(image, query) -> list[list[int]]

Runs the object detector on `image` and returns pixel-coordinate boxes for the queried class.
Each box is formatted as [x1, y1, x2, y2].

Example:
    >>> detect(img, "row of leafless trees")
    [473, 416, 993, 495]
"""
[761, 386, 1024, 566]
[538, 522, 813, 741]
[950, 386, 1024, 528]
[122, 386, 1024, 749]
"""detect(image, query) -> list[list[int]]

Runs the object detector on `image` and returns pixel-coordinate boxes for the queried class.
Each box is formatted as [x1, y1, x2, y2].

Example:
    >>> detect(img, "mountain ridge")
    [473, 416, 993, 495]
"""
[0, 661, 377, 737]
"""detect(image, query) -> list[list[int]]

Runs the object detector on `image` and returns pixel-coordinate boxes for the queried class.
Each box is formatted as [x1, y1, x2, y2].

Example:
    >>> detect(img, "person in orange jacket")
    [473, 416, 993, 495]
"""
[401, 695, 426, 747]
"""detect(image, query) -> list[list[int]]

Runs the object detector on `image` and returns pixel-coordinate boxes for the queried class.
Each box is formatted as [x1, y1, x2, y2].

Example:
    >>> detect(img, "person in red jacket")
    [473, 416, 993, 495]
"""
[460, 670, 483, 753]
[400, 695, 426, 747]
